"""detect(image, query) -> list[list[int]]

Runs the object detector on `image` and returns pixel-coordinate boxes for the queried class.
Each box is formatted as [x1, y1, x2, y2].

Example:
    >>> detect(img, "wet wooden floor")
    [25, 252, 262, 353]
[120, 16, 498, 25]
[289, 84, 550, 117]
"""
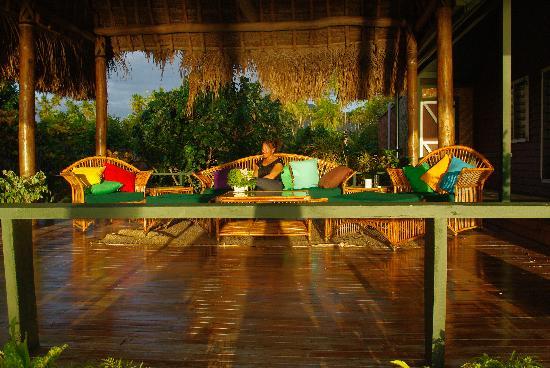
[0, 220, 549, 367]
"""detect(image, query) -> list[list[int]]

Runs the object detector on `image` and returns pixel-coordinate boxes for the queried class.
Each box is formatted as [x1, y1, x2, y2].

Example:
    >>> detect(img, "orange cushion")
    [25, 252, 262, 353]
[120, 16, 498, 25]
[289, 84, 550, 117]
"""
[420, 154, 451, 191]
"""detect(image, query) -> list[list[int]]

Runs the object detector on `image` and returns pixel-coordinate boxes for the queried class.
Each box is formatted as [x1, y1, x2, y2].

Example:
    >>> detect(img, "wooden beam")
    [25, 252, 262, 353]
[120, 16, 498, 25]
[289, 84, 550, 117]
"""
[424, 218, 448, 368]
[1, 219, 39, 348]
[95, 16, 406, 36]
[407, 30, 419, 165]
[436, 5, 455, 147]
[502, 0, 511, 201]
[95, 36, 108, 156]
[18, 1, 36, 178]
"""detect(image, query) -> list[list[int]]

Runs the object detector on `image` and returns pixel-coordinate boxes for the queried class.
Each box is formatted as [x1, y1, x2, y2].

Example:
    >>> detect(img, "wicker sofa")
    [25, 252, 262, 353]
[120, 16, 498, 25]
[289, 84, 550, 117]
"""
[193, 153, 355, 239]
[387, 145, 494, 235]
[61, 156, 152, 231]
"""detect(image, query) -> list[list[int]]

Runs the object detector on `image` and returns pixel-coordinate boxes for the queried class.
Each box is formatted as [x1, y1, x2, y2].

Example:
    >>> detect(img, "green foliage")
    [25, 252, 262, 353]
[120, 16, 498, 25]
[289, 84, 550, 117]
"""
[311, 93, 342, 129]
[227, 168, 256, 188]
[85, 358, 146, 368]
[131, 77, 293, 185]
[0, 170, 49, 203]
[0, 321, 67, 368]
[0, 81, 19, 172]
[460, 352, 543, 368]
[287, 125, 347, 164]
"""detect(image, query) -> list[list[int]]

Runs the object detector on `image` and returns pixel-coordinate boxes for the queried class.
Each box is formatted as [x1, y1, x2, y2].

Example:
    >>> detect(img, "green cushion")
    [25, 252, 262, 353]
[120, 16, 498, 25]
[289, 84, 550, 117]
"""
[416, 192, 454, 202]
[403, 163, 434, 193]
[146, 193, 215, 204]
[289, 159, 319, 189]
[305, 187, 342, 199]
[281, 165, 293, 190]
[84, 192, 144, 204]
[329, 192, 424, 203]
[202, 188, 229, 196]
[90, 181, 122, 195]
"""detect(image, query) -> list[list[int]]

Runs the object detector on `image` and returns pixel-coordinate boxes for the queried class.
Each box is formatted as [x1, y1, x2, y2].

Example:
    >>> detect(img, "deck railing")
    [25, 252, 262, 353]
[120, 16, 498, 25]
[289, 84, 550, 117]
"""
[1, 202, 550, 367]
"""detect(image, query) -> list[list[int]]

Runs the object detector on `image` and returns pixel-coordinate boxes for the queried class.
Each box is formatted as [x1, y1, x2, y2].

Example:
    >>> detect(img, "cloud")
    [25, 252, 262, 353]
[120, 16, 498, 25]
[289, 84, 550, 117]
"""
[107, 52, 183, 118]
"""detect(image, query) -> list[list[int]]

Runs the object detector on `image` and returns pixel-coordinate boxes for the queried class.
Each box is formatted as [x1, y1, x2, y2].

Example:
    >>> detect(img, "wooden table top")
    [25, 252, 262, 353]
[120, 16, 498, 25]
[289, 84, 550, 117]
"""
[216, 190, 314, 203]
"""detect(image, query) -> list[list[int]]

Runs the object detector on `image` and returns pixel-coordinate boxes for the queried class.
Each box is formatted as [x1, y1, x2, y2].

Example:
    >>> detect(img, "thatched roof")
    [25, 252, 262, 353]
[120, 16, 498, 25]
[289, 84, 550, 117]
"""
[0, 0, 437, 103]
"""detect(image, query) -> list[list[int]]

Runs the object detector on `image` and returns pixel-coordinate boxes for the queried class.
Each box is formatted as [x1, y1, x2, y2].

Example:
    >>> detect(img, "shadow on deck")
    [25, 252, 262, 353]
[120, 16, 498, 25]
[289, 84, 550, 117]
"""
[0, 220, 549, 367]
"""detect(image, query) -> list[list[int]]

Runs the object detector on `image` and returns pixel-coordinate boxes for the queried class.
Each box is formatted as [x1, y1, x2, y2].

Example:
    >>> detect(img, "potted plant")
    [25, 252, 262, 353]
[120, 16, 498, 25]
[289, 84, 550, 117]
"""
[227, 168, 256, 192]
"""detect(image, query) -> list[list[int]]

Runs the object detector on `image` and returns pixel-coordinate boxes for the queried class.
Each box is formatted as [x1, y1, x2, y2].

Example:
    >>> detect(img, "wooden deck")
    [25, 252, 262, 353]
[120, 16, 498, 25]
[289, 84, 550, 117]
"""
[0, 220, 549, 367]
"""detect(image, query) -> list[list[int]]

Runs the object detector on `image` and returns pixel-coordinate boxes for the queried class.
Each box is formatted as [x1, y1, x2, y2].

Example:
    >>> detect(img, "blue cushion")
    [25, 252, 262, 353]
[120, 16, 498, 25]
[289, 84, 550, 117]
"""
[289, 159, 319, 189]
[439, 157, 475, 193]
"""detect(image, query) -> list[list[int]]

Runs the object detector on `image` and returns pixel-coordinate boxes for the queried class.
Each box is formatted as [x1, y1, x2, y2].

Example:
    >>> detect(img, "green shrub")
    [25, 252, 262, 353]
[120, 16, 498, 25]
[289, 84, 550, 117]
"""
[461, 352, 543, 368]
[0, 170, 49, 203]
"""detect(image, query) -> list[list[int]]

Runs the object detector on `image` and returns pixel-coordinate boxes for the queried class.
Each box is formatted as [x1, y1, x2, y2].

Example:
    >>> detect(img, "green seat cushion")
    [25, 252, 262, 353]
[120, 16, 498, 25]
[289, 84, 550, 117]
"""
[146, 193, 215, 204]
[304, 187, 342, 199]
[403, 163, 434, 193]
[329, 191, 424, 203]
[416, 192, 454, 202]
[84, 192, 144, 204]
[202, 188, 230, 196]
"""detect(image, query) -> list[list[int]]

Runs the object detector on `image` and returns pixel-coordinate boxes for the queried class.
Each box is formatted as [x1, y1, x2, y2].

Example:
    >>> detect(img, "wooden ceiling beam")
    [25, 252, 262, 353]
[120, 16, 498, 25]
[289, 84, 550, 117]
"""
[414, 0, 438, 33]
[95, 16, 407, 37]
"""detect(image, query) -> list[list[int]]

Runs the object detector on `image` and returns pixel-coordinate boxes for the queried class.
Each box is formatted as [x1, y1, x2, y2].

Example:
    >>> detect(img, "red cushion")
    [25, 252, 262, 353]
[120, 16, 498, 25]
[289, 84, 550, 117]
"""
[103, 163, 136, 192]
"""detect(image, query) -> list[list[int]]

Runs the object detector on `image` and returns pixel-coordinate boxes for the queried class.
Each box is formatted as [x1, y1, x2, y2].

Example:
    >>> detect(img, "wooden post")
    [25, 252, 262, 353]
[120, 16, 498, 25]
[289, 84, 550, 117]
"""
[1, 219, 39, 348]
[502, 0, 512, 202]
[436, 4, 455, 147]
[95, 36, 108, 156]
[424, 217, 448, 368]
[407, 31, 419, 165]
[18, 1, 36, 177]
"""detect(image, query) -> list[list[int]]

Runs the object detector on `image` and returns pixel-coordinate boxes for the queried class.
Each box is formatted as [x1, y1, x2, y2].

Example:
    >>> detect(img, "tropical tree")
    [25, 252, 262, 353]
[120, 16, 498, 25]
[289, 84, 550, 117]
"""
[0, 82, 18, 172]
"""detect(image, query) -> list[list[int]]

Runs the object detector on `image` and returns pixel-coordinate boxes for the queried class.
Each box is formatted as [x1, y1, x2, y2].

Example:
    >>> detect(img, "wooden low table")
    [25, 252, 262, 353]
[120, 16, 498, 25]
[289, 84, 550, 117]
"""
[343, 186, 390, 194]
[215, 190, 326, 243]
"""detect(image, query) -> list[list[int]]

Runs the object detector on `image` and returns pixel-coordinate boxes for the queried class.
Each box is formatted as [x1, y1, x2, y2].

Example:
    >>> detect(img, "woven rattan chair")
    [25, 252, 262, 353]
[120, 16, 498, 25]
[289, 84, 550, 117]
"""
[61, 156, 152, 231]
[387, 145, 494, 235]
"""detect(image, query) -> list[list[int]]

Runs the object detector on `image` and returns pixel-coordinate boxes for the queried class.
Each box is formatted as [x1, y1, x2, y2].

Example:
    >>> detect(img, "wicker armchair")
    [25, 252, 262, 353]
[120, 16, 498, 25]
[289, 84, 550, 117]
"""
[193, 153, 353, 192]
[387, 145, 494, 234]
[61, 156, 152, 231]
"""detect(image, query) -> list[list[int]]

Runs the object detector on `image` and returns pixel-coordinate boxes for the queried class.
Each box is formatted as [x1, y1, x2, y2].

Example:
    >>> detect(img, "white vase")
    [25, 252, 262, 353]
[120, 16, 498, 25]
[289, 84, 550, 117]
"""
[232, 186, 248, 193]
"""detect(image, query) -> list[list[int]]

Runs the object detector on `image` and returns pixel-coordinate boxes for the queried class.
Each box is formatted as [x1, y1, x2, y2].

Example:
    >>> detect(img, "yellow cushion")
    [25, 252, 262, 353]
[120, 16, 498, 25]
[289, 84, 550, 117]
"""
[73, 167, 105, 187]
[420, 155, 451, 191]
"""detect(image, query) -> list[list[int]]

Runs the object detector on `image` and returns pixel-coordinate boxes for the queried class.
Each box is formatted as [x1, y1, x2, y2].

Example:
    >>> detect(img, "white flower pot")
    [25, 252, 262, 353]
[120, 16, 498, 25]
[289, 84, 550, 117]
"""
[232, 186, 248, 193]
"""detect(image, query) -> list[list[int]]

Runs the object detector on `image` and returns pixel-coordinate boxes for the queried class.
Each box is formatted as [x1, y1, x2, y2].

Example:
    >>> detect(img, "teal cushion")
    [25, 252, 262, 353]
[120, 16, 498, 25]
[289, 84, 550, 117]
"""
[281, 165, 293, 190]
[305, 187, 342, 199]
[84, 192, 144, 204]
[146, 193, 215, 204]
[289, 159, 319, 189]
[329, 192, 424, 203]
[439, 157, 475, 193]
[403, 163, 434, 193]
[90, 181, 122, 195]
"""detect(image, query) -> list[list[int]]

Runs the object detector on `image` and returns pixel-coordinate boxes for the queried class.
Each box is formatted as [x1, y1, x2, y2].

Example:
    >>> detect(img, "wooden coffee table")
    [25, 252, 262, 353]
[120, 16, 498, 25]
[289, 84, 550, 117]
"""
[215, 190, 327, 243]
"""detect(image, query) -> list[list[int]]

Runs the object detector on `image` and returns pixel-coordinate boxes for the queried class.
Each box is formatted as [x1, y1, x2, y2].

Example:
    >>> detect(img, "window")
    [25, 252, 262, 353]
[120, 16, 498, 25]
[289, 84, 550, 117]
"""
[512, 76, 529, 142]
[542, 68, 550, 181]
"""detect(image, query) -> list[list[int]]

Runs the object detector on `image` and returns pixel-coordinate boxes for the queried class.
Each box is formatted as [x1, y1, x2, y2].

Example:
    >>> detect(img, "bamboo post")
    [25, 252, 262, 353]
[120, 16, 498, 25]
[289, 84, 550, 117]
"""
[436, 4, 455, 147]
[424, 217, 448, 368]
[407, 31, 419, 165]
[95, 36, 108, 156]
[18, 1, 36, 177]
[502, 0, 512, 202]
[1, 219, 39, 348]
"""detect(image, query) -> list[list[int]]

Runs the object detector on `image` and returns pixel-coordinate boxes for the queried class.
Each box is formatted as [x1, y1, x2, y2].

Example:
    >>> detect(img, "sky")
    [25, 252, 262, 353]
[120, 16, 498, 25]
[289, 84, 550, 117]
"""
[107, 52, 183, 118]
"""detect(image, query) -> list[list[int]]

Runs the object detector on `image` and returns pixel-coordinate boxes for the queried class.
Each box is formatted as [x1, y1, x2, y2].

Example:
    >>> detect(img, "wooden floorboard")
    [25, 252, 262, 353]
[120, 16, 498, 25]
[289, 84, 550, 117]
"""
[0, 220, 548, 367]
